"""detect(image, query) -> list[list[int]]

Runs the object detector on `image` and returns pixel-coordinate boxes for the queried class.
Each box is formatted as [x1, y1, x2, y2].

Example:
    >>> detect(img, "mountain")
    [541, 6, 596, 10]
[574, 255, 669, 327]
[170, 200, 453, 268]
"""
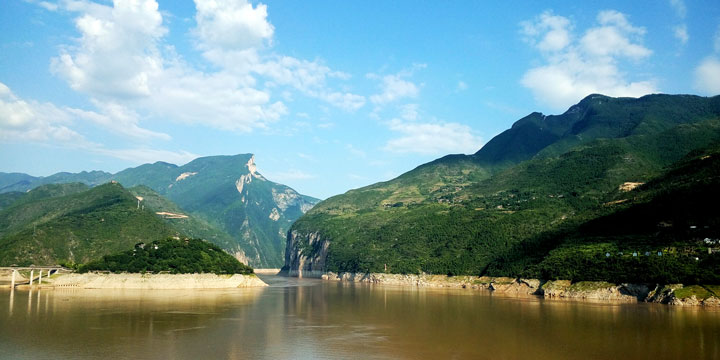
[0, 154, 319, 268]
[284, 94, 720, 283]
[0, 182, 179, 266]
[113, 154, 319, 268]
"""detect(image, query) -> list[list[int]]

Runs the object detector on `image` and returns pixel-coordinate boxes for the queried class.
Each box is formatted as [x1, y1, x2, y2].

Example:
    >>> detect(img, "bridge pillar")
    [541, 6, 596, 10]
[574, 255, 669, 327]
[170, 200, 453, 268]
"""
[39, 269, 42, 285]
[11, 269, 16, 289]
[29, 270, 34, 286]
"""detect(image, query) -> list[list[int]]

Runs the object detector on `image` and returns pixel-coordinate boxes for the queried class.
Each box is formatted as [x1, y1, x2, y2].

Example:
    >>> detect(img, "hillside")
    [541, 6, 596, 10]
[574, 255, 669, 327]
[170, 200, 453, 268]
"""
[0, 182, 179, 266]
[0, 154, 320, 268]
[79, 238, 254, 275]
[284, 94, 720, 282]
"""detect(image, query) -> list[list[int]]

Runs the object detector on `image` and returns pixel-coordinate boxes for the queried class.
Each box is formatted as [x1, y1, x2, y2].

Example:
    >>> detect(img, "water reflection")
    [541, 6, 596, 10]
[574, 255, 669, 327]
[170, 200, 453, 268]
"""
[1, 277, 720, 359]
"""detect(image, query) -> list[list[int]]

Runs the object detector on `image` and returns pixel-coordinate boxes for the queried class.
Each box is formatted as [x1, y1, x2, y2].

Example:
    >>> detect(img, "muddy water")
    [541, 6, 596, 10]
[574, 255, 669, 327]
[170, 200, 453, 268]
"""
[1, 275, 719, 359]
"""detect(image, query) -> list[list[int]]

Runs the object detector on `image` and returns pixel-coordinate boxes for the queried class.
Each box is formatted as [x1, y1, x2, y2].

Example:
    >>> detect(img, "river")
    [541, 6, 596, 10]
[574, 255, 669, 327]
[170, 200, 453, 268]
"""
[1, 275, 719, 359]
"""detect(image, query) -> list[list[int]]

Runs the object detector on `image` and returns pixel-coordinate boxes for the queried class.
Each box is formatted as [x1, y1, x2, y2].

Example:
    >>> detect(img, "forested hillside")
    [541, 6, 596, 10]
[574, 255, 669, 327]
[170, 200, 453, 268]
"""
[285, 94, 720, 283]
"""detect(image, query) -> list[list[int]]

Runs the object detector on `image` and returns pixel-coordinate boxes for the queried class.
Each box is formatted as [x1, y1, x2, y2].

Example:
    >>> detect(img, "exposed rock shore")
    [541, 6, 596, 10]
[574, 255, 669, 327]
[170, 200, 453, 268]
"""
[28, 273, 267, 289]
[309, 272, 720, 307]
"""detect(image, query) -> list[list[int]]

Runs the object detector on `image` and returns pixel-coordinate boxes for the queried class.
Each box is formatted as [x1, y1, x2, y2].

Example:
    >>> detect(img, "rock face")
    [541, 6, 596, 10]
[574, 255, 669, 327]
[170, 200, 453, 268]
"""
[542, 280, 649, 301]
[646, 284, 720, 307]
[282, 231, 330, 278]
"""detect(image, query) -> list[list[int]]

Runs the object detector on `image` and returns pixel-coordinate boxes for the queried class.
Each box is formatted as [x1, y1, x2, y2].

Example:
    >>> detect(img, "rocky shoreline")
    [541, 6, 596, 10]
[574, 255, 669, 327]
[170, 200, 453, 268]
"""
[13, 273, 267, 290]
[312, 272, 720, 307]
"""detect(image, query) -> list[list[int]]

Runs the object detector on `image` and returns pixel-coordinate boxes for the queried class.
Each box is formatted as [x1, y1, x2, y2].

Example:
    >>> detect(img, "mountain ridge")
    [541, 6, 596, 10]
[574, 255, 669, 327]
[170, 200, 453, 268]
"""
[284, 93, 720, 282]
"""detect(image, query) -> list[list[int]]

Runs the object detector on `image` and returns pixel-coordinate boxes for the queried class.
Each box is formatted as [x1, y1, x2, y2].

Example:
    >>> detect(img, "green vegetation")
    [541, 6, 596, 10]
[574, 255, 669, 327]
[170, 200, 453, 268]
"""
[288, 94, 720, 284]
[0, 182, 179, 266]
[79, 238, 254, 275]
[1, 154, 319, 268]
[674, 285, 719, 300]
[112, 154, 319, 267]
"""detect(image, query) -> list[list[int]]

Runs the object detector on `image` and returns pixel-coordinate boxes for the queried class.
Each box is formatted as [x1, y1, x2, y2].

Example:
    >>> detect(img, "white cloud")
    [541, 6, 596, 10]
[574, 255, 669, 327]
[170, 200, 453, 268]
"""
[673, 25, 689, 45]
[456, 81, 468, 91]
[368, 68, 423, 105]
[384, 119, 482, 155]
[400, 104, 419, 121]
[0, 82, 85, 144]
[694, 57, 720, 94]
[93, 147, 198, 165]
[67, 100, 170, 140]
[521, 11, 572, 52]
[48, 0, 362, 138]
[581, 11, 651, 60]
[0, 82, 195, 164]
[193, 0, 274, 52]
[669, 0, 687, 18]
[51, 0, 166, 99]
[520, 10, 656, 110]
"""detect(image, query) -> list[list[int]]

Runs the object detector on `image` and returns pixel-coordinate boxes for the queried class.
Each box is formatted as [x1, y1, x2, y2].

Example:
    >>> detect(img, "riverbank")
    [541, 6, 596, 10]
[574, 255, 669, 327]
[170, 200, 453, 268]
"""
[310, 271, 720, 307]
[12, 273, 267, 289]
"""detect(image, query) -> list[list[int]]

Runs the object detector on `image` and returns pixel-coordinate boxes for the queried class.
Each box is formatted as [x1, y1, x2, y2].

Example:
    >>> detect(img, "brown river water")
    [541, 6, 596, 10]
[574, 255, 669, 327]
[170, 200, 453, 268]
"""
[1, 275, 719, 359]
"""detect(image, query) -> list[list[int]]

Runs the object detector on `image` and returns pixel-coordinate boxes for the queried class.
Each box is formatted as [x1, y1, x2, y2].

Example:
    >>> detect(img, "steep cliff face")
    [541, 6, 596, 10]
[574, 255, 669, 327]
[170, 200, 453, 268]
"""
[282, 230, 330, 277]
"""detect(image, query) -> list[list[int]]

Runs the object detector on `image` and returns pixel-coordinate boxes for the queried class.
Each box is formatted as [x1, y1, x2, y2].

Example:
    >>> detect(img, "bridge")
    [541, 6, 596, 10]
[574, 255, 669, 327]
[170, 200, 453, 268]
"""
[1, 267, 70, 289]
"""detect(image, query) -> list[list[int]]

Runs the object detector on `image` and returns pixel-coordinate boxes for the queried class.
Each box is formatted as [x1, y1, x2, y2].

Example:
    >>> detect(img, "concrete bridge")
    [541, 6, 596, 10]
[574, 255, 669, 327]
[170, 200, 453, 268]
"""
[1, 267, 69, 289]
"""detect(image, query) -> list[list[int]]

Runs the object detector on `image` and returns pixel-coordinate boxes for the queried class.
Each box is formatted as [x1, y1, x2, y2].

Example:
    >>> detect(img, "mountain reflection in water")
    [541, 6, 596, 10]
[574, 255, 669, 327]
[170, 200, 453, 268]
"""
[1, 275, 719, 359]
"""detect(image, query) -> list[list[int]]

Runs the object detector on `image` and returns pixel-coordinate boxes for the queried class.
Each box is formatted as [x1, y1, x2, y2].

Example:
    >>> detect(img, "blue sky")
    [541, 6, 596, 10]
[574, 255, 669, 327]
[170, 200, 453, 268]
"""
[1, 0, 719, 199]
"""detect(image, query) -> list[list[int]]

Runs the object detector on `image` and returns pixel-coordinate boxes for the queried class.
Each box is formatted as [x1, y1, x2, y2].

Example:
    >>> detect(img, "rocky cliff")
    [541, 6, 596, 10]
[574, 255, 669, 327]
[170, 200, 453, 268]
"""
[282, 230, 330, 277]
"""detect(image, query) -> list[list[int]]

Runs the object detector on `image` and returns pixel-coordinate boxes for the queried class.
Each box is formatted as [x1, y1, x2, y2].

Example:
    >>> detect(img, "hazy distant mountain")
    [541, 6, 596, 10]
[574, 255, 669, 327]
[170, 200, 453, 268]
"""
[0, 171, 112, 193]
[285, 94, 720, 284]
[0, 154, 319, 268]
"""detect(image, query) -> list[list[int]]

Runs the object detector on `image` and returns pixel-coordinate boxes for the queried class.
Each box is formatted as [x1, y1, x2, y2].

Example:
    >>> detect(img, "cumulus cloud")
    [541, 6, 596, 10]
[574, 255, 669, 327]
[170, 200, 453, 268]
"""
[193, 0, 274, 52]
[521, 10, 656, 110]
[47, 0, 363, 139]
[694, 57, 720, 94]
[384, 118, 482, 155]
[520, 11, 572, 52]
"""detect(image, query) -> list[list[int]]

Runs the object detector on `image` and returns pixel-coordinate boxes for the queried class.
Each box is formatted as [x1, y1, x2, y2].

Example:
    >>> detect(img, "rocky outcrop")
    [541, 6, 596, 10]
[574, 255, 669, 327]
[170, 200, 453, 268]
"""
[282, 231, 330, 278]
[542, 280, 649, 301]
[646, 284, 720, 307]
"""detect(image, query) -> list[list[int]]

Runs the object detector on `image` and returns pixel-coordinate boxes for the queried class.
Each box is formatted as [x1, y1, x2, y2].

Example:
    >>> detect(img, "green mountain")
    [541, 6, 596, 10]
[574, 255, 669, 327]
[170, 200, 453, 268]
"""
[284, 94, 720, 283]
[113, 154, 320, 268]
[0, 182, 179, 266]
[0, 154, 319, 268]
